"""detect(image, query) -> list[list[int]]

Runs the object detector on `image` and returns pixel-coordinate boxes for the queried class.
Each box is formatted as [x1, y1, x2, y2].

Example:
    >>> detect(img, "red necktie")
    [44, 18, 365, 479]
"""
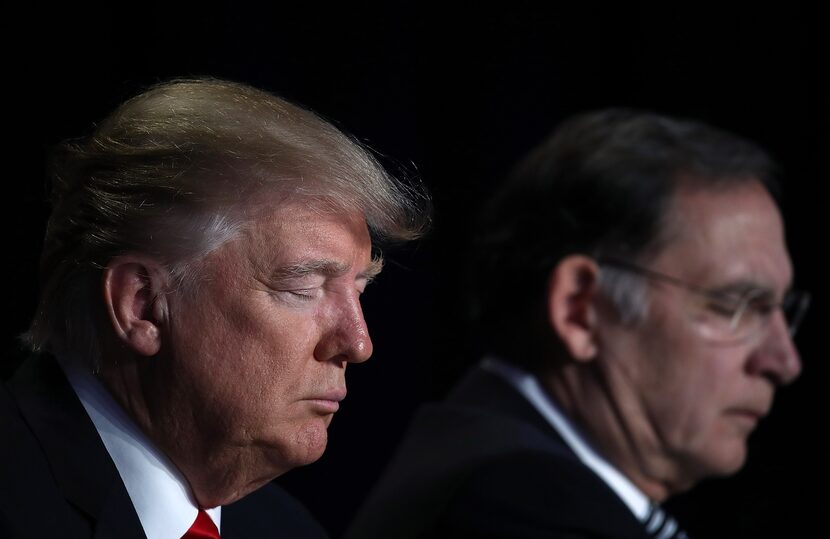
[182, 509, 220, 539]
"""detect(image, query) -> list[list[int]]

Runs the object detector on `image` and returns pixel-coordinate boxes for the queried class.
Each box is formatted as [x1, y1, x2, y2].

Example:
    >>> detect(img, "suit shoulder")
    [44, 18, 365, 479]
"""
[222, 482, 328, 539]
[434, 450, 648, 538]
[1, 382, 84, 538]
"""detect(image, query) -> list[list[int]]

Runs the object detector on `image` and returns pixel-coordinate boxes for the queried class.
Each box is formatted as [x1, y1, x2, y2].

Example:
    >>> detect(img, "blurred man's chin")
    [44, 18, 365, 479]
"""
[720, 448, 749, 476]
[695, 443, 749, 481]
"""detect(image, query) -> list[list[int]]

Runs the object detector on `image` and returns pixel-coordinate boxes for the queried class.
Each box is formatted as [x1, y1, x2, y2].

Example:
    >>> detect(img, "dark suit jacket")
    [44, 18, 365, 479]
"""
[0, 355, 328, 539]
[346, 366, 652, 539]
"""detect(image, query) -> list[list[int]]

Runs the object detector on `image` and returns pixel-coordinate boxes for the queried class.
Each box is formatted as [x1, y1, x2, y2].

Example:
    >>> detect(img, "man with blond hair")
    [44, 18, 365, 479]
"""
[1, 78, 427, 538]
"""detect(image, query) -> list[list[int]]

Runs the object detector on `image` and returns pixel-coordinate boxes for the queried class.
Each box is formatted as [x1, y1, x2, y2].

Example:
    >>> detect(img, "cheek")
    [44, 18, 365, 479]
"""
[657, 351, 751, 474]
[170, 294, 320, 412]
[223, 319, 317, 403]
[203, 293, 315, 359]
[631, 314, 720, 445]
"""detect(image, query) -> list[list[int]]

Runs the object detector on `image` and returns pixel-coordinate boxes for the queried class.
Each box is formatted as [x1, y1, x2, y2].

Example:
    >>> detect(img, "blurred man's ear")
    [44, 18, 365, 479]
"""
[102, 255, 170, 357]
[546, 255, 601, 362]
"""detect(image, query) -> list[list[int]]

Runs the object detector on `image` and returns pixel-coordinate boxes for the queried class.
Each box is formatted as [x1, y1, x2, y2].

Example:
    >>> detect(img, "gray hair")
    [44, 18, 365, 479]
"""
[598, 265, 651, 324]
[24, 78, 429, 367]
[473, 108, 778, 368]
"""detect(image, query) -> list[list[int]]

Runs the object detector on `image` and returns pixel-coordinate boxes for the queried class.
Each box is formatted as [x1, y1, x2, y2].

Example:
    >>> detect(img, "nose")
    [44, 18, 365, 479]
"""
[746, 310, 802, 385]
[314, 293, 374, 365]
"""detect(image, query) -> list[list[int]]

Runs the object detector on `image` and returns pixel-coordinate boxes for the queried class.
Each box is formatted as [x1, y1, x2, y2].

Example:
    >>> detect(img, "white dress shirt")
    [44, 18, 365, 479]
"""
[64, 363, 221, 539]
[481, 356, 652, 522]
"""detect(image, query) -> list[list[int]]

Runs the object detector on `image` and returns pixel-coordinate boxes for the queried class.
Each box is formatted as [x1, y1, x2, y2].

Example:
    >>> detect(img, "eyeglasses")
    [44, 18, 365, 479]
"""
[599, 258, 811, 343]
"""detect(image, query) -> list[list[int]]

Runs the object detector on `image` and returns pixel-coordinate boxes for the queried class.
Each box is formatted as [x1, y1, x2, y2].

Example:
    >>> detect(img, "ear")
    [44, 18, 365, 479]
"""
[102, 255, 169, 357]
[546, 255, 601, 362]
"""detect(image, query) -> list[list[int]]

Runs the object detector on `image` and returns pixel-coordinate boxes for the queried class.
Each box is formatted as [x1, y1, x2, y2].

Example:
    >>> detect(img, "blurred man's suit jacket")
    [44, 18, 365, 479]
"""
[347, 366, 652, 539]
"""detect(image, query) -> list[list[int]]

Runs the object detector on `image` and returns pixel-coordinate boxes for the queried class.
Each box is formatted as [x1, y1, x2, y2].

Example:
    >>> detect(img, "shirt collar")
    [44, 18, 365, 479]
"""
[63, 363, 221, 539]
[481, 356, 652, 521]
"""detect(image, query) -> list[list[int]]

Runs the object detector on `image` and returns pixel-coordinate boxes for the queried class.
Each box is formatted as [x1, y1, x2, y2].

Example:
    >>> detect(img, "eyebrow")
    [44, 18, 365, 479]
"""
[271, 256, 384, 282]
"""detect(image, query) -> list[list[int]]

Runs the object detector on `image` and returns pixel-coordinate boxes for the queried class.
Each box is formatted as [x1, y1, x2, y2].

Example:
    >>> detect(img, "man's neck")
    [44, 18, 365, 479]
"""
[541, 362, 682, 501]
[97, 357, 282, 508]
[63, 361, 222, 538]
[482, 357, 652, 520]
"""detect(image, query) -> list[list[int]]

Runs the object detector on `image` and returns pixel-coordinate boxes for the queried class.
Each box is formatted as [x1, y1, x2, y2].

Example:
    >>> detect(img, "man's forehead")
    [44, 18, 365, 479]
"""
[238, 201, 374, 271]
[654, 181, 792, 289]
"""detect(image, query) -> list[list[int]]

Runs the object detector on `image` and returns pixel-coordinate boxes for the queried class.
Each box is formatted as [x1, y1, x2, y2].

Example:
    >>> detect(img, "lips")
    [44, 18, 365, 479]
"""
[730, 409, 764, 421]
[726, 406, 769, 430]
[320, 387, 347, 402]
[728, 394, 771, 420]
[305, 388, 347, 414]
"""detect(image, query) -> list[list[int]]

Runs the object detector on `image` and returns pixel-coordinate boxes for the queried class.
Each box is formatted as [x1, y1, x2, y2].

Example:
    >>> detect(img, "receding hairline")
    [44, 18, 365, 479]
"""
[640, 173, 781, 260]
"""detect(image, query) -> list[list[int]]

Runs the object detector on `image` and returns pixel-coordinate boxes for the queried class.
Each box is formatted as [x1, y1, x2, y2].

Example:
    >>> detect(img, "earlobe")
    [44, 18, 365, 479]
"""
[102, 255, 168, 357]
[547, 255, 600, 362]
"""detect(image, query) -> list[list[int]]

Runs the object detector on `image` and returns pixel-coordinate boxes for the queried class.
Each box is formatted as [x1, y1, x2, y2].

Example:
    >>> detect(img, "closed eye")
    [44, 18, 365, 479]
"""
[706, 298, 741, 318]
[704, 288, 745, 315]
[271, 287, 323, 304]
[748, 297, 777, 316]
[289, 289, 319, 299]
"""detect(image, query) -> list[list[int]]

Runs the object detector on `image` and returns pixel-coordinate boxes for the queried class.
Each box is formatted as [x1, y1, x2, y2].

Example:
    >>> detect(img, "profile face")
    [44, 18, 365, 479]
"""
[596, 180, 801, 487]
[163, 201, 377, 478]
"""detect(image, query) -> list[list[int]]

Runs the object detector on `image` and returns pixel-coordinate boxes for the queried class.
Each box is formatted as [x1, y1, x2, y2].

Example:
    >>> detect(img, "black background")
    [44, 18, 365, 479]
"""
[3, 2, 827, 537]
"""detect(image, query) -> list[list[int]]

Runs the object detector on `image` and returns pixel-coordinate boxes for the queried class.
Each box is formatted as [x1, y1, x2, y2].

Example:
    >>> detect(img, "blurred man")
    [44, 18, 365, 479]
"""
[1, 78, 427, 538]
[348, 110, 807, 538]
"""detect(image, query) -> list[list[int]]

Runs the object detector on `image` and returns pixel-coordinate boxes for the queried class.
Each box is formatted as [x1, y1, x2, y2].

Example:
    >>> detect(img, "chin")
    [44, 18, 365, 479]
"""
[677, 439, 748, 490]
[703, 440, 749, 478]
[287, 419, 330, 466]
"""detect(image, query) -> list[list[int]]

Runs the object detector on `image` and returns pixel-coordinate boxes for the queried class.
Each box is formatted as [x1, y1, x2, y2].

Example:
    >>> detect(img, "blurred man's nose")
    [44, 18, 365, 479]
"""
[747, 310, 802, 385]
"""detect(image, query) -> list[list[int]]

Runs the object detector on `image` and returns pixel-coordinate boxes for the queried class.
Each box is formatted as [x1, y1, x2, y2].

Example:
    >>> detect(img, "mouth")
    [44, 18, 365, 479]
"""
[305, 388, 347, 414]
[726, 408, 767, 429]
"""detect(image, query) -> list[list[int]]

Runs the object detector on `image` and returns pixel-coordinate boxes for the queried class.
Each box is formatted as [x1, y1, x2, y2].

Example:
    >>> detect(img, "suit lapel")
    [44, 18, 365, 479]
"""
[447, 365, 574, 451]
[448, 365, 653, 538]
[9, 355, 146, 538]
